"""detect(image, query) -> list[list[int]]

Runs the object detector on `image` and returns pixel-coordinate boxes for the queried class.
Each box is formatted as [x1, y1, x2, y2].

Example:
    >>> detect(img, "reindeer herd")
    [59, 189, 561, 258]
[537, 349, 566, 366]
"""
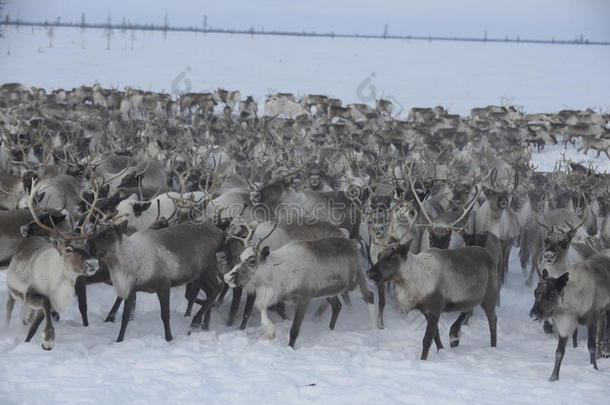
[1, 82, 610, 381]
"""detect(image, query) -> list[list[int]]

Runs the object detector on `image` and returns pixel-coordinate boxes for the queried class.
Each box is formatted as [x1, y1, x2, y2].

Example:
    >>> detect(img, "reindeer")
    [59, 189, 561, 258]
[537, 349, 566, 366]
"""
[86, 219, 224, 342]
[220, 220, 349, 329]
[535, 212, 588, 338]
[0, 208, 70, 265]
[530, 258, 610, 381]
[225, 235, 376, 348]
[469, 182, 520, 285]
[366, 241, 498, 360]
[5, 181, 99, 349]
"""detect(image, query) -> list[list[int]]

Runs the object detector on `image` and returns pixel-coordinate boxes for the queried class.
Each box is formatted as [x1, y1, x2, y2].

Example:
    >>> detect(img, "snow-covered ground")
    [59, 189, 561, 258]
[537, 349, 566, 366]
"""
[1, 249, 609, 405]
[1, 25, 610, 405]
[1, 26, 609, 115]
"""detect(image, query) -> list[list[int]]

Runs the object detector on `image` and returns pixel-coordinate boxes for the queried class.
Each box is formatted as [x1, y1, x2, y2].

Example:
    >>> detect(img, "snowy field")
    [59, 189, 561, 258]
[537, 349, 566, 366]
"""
[1, 25, 610, 405]
[0, 25, 609, 115]
[1, 248, 609, 404]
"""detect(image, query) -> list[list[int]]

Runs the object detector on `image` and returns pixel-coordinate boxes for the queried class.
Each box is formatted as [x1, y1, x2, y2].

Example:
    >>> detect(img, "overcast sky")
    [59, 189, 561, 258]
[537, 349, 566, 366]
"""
[4, 0, 610, 41]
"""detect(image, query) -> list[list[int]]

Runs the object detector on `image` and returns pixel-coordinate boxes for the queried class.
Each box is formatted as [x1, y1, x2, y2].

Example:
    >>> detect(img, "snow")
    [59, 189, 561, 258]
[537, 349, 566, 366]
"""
[1, 24, 610, 405]
[1, 248, 609, 405]
[1, 26, 609, 115]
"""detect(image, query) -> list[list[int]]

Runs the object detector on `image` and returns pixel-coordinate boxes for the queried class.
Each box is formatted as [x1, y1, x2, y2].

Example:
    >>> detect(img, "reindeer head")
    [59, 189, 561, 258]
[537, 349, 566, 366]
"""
[223, 223, 277, 287]
[86, 220, 129, 259]
[53, 237, 100, 277]
[529, 270, 569, 321]
[366, 240, 411, 284]
[483, 187, 510, 210]
[461, 231, 490, 247]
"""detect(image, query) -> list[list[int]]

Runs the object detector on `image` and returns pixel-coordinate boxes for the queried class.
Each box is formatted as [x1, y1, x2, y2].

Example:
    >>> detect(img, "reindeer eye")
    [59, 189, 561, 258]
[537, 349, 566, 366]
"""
[247, 257, 257, 265]
[65, 246, 74, 254]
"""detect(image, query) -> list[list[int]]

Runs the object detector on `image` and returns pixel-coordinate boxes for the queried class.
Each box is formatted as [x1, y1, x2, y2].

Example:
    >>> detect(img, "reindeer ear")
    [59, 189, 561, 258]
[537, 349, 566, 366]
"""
[260, 246, 270, 260]
[555, 272, 569, 291]
[51, 237, 65, 250]
[541, 269, 549, 280]
[133, 201, 152, 215]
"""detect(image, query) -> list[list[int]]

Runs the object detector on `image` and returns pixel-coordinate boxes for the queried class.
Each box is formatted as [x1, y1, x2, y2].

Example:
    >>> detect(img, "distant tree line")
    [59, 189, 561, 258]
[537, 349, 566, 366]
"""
[0, 14, 607, 46]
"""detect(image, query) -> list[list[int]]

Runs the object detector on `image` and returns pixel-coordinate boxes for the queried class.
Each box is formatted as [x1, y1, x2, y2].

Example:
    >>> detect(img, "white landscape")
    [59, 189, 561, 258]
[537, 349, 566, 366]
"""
[1, 13, 610, 405]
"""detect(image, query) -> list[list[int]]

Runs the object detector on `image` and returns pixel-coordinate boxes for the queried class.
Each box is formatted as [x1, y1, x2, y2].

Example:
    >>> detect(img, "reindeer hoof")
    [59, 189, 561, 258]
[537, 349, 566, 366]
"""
[41, 340, 54, 350]
[450, 338, 460, 348]
[549, 374, 559, 382]
[543, 322, 554, 334]
[377, 319, 384, 330]
[104, 315, 116, 323]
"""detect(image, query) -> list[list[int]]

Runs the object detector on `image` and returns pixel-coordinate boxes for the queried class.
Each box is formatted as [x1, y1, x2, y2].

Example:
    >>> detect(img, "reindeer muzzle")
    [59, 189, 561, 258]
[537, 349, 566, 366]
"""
[20, 224, 32, 238]
[84, 259, 100, 276]
[529, 305, 544, 321]
[366, 267, 382, 284]
[543, 251, 556, 264]
[224, 272, 237, 288]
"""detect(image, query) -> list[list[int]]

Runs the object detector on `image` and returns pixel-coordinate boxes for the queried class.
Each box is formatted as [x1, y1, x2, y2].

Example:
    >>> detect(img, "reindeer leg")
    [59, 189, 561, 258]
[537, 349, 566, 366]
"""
[202, 277, 221, 331]
[449, 312, 470, 348]
[190, 276, 221, 331]
[356, 269, 377, 330]
[597, 313, 608, 359]
[105, 296, 123, 323]
[587, 320, 598, 370]
[227, 286, 242, 327]
[157, 284, 172, 341]
[41, 297, 55, 350]
[116, 291, 136, 342]
[258, 304, 275, 339]
[434, 329, 444, 351]
[377, 283, 386, 330]
[340, 291, 351, 307]
[573, 329, 578, 348]
[462, 310, 473, 326]
[183, 280, 199, 317]
[239, 293, 256, 330]
[549, 336, 568, 381]
[421, 312, 440, 360]
[289, 301, 310, 349]
[25, 310, 44, 342]
[482, 301, 497, 348]
[327, 296, 342, 330]
[217, 282, 229, 305]
[75, 277, 89, 327]
[5, 294, 15, 328]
